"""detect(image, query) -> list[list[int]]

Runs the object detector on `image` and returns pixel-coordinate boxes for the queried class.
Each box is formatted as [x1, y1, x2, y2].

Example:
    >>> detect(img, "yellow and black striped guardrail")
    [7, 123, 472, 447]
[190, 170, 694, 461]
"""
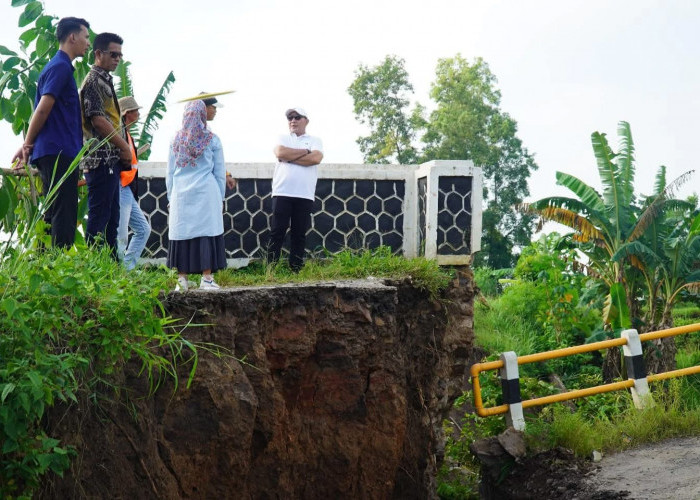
[471, 324, 700, 430]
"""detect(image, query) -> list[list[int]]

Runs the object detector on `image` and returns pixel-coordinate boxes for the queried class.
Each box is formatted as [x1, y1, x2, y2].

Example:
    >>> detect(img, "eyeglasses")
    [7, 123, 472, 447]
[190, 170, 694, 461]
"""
[287, 115, 305, 121]
[100, 50, 123, 60]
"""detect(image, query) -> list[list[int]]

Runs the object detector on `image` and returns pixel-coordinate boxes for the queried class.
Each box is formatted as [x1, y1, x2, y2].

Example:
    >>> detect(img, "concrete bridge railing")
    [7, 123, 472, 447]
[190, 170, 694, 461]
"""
[135, 160, 482, 266]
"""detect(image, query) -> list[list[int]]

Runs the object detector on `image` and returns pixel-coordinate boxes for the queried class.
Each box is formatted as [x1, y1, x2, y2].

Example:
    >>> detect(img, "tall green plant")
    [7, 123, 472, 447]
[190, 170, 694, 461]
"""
[135, 71, 176, 160]
[610, 167, 700, 371]
[114, 60, 176, 160]
[521, 121, 694, 377]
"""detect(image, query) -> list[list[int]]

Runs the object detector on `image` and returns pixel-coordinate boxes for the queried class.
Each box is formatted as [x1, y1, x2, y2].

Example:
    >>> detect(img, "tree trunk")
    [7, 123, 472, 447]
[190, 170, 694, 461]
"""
[644, 337, 676, 374]
[644, 314, 677, 375]
[602, 346, 623, 383]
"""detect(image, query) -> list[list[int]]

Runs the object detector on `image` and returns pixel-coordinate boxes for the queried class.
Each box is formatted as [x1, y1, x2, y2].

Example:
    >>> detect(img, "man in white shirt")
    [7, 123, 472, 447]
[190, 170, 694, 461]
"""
[268, 107, 324, 271]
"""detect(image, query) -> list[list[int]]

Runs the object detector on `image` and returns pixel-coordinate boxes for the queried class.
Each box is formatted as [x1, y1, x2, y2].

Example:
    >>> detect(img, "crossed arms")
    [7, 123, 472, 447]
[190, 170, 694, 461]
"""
[273, 145, 323, 166]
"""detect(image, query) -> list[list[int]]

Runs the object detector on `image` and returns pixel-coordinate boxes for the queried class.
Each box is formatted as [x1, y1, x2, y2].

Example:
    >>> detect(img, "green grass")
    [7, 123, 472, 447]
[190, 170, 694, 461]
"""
[472, 300, 539, 356]
[527, 379, 700, 457]
[199, 247, 453, 298]
[672, 302, 700, 326]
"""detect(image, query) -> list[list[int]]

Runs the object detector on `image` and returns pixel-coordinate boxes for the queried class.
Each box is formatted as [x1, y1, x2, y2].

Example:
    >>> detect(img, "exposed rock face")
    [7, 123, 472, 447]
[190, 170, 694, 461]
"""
[41, 272, 474, 499]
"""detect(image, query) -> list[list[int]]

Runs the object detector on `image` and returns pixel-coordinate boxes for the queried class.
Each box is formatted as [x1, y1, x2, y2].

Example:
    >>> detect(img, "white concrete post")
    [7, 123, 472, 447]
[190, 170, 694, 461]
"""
[500, 351, 525, 431]
[415, 160, 482, 265]
[470, 167, 482, 255]
[621, 329, 653, 409]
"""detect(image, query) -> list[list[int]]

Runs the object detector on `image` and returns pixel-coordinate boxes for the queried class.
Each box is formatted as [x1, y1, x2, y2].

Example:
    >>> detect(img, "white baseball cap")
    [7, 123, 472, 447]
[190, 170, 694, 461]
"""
[285, 107, 308, 119]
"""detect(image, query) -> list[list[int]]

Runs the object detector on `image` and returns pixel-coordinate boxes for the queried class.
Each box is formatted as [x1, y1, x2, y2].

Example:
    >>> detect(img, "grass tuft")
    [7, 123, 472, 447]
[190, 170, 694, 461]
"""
[210, 247, 452, 298]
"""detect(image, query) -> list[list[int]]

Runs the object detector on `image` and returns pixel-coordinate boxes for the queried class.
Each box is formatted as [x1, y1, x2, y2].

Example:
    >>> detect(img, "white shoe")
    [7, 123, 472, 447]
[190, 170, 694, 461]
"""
[175, 276, 189, 292]
[199, 277, 220, 290]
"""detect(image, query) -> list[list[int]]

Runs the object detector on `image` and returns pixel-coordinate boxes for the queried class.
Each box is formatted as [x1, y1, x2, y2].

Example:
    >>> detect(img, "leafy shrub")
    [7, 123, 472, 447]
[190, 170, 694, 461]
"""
[473, 267, 513, 297]
[497, 280, 549, 328]
[0, 249, 196, 497]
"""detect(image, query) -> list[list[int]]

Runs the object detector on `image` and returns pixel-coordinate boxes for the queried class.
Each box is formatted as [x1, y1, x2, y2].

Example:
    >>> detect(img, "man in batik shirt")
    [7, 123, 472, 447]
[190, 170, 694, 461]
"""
[79, 32, 131, 258]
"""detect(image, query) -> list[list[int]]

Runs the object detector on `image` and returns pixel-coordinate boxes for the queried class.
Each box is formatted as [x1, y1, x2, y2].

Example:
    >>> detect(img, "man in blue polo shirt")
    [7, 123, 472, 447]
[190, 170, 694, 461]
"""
[12, 16, 91, 248]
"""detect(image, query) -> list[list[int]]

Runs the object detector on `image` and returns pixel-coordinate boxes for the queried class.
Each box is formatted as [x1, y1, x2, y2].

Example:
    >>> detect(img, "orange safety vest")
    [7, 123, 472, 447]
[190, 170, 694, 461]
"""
[120, 131, 138, 187]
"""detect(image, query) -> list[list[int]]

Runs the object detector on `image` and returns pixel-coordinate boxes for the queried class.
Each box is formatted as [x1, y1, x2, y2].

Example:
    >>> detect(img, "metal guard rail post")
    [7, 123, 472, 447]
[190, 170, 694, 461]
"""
[471, 323, 700, 430]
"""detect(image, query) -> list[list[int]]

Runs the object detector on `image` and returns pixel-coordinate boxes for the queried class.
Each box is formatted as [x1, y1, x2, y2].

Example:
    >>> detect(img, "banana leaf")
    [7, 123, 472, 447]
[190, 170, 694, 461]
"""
[555, 171, 606, 214]
[603, 282, 631, 330]
[114, 60, 134, 99]
[137, 71, 176, 160]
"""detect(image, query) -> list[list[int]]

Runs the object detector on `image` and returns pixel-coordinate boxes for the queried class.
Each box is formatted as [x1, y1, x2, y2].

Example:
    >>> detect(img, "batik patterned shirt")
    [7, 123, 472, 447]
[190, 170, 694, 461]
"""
[79, 66, 124, 169]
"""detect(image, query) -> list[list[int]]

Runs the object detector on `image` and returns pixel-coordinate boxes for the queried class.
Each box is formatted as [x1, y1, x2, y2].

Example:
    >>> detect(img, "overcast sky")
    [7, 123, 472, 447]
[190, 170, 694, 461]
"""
[1, 0, 699, 205]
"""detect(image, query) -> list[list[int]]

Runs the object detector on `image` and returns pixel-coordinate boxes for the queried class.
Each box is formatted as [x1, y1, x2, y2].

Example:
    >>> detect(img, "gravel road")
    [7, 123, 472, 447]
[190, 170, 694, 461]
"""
[584, 436, 700, 499]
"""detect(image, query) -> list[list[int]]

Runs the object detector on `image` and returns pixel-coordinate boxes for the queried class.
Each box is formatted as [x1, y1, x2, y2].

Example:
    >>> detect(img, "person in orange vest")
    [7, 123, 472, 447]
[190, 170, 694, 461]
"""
[116, 96, 151, 270]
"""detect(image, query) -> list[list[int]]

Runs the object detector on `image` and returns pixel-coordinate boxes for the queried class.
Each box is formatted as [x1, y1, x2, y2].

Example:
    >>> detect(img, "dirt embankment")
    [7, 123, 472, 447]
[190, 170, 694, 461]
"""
[39, 274, 476, 499]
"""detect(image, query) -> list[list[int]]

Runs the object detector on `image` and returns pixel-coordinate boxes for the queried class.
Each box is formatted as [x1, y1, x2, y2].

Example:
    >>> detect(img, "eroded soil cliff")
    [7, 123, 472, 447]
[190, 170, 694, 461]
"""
[39, 272, 474, 499]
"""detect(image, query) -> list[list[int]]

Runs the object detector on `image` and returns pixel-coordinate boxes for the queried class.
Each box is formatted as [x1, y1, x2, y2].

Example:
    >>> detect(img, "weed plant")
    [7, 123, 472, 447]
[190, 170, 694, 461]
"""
[0, 248, 198, 497]
[471, 300, 539, 357]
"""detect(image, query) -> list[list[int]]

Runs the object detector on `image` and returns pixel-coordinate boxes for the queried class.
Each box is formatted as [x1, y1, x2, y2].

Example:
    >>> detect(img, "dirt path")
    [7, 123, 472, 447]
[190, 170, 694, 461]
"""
[585, 436, 700, 499]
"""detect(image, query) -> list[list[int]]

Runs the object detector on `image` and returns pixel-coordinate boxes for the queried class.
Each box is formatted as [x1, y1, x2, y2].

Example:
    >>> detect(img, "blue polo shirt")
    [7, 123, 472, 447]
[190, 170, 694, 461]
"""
[31, 50, 83, 162]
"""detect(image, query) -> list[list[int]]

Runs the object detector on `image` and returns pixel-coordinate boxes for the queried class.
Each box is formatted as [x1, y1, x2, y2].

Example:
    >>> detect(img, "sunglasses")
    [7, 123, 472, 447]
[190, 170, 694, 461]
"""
[100, 50, 123, 60]
[287, 115, 305, 121]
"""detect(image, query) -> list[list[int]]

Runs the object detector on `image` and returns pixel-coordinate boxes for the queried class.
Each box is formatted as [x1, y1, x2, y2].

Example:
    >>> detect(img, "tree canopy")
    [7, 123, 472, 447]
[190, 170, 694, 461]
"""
[347, 55, 422, 164]
[348, 54, 538, 267]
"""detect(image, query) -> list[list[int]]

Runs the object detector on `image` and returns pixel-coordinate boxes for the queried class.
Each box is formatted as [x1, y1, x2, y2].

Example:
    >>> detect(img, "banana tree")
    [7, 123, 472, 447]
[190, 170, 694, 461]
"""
[520, 121, 692, 377]
[611, 166, 700, 372]
[114, 60, 175, 160]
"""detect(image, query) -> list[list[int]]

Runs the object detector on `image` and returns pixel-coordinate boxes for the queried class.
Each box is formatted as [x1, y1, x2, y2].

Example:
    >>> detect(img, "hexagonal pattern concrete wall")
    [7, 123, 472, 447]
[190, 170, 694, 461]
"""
[137, 177, 405, 259]
[133, 161, 481, 265]
[437, 176, 473, 255]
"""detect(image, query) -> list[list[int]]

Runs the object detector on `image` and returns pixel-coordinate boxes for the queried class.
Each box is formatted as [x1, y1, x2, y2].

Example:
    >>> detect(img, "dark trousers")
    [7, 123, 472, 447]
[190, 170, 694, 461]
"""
[35, 154, 79, 249]
[85, 159, 121, 259]
[267, 196, 313, 271]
